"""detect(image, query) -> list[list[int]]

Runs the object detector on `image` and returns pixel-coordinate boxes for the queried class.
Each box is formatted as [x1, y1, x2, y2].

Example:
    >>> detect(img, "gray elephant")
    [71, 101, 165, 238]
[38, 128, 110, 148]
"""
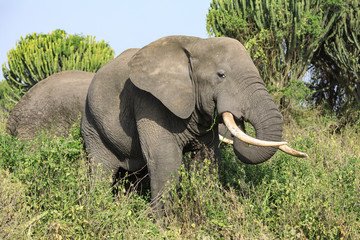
[7, 70, 94, 140]
[81, 36, 306, 205]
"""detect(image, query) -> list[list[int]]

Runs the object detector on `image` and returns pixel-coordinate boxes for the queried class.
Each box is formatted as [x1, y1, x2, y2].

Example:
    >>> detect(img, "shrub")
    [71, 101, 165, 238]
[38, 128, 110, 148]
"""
[0, 79, 23, 115]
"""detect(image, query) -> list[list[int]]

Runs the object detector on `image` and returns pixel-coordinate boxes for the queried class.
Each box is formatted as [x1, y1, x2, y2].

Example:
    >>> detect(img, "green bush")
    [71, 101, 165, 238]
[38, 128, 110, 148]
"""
[0, 80, 23, 115]
[2, 29, 114, 93]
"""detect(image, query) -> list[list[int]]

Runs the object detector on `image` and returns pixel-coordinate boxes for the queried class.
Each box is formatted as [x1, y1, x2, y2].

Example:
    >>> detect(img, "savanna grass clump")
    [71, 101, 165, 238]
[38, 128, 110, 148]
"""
[1, 108, 359, 239]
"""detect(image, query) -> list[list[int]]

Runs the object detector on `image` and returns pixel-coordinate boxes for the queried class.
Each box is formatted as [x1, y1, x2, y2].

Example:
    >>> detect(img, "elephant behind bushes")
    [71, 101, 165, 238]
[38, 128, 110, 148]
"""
[6, 70, 94, 140]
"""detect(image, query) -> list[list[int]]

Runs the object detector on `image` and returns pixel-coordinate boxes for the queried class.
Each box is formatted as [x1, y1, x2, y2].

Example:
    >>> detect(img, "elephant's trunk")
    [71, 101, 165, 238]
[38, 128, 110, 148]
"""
[226, 87, 284, 164]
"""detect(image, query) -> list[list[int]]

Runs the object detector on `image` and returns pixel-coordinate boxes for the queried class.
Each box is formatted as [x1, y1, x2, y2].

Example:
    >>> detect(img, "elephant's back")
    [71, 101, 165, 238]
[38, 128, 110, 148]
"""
[7, 70, 94, 140]
[43, 70, 94, 99]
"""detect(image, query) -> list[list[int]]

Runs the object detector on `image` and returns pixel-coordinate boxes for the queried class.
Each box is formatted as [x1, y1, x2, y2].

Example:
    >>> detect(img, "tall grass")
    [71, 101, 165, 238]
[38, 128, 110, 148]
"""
[1, 108, 359, 239]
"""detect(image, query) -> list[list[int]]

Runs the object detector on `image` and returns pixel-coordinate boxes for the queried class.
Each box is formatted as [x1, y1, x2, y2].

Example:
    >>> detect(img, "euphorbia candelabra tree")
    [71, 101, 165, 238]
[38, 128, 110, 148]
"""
[207, 0, 343, 106]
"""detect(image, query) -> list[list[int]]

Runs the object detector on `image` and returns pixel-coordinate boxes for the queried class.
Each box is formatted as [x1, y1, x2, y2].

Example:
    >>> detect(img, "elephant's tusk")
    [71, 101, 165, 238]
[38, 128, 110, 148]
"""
[279, 145, 308, 158]
[219, 129, 308, 158]
[219, 134, 234, 144]
[222, 112, 288, 147]
[219, 134, 308, 158]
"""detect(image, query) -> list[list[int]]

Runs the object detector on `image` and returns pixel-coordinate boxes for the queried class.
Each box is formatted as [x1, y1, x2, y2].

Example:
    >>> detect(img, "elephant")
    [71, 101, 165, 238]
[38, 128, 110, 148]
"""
[7, 70, 94, 140]
[81, 36, 306, 206]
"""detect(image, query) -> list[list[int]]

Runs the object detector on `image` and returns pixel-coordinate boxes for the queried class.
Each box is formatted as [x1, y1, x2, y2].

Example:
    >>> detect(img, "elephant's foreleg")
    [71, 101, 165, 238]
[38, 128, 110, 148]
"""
[136, 119, 183, 209]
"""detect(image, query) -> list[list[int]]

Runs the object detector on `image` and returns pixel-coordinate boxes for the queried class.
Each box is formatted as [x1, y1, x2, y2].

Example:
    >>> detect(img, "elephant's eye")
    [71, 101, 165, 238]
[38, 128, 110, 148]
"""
[217, 72, 226, 79]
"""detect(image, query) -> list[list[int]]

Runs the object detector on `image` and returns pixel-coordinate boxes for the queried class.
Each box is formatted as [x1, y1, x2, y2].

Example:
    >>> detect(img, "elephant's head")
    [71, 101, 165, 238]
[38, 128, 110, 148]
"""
[129, 36, 306, 164]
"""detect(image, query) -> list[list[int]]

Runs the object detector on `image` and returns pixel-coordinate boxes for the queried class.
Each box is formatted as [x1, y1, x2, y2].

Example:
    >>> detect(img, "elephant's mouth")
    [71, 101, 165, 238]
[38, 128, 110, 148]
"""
[221, 112, 308, 158]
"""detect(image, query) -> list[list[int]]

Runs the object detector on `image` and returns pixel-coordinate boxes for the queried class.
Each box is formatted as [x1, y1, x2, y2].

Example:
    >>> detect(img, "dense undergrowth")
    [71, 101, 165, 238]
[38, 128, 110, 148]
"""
[1, 108, 359, 239]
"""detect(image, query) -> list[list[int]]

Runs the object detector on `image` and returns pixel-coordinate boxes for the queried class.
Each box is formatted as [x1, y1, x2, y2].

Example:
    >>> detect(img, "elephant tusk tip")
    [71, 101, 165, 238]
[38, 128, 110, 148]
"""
[279, 145, 308, 158]
[296, 153, 308, 158]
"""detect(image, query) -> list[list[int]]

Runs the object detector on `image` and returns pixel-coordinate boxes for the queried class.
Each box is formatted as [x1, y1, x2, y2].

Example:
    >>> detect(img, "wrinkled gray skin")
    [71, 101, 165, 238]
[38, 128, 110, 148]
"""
[7, 70, 94, 140]
[81, 36, 282, 204]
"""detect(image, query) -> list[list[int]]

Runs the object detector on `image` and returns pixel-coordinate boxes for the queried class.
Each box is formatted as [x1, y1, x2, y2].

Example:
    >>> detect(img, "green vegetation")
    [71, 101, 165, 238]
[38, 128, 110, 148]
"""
[2, 29, 114, 95]
[311, 0, 360, 115]
[1, 105, 359, 238]
[0, 80, 23, 114]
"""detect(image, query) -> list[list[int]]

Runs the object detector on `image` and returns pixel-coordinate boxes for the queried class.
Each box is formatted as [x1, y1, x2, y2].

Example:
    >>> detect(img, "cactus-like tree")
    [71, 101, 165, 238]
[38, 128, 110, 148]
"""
[207, 0, 343, 107]
[2, 29, 114, 92]
[311, 0, 359, 114]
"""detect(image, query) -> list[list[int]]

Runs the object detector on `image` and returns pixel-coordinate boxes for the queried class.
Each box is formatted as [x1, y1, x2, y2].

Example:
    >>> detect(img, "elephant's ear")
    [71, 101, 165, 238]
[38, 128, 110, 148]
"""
[129, 36, 197, 119]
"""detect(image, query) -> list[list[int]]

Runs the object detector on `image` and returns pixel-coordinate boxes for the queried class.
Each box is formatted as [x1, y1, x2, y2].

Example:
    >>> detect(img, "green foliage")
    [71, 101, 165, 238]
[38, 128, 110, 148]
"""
[311, 0, 360, 118]
[1, 108, 360, 238]
[2, 29, 114, 93]
[0, 80, 21, 114]
[207, 0, 344, 108]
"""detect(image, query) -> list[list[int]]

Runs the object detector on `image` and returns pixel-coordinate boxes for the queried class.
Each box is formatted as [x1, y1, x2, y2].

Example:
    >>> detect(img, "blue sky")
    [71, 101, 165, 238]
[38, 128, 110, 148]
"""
[0, 0, 211, 79]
